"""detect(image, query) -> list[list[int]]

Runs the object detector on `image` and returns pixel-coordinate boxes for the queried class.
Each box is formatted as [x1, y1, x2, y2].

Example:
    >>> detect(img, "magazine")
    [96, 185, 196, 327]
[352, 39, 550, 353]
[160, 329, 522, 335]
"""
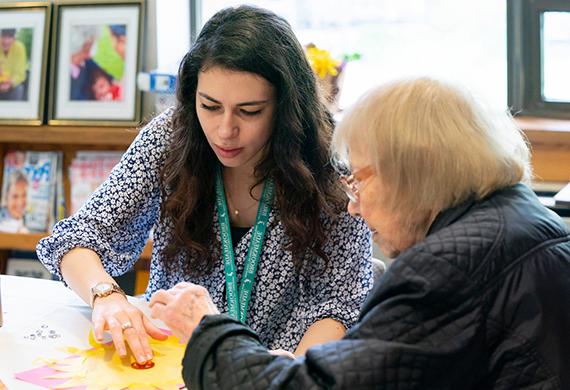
[0, 151, 62, 233]
[69, 151, 123, 214]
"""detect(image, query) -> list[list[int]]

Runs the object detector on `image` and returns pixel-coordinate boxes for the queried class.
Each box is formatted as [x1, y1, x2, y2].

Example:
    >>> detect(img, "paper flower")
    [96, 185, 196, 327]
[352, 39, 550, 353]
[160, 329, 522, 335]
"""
[36, 331, 186, 389]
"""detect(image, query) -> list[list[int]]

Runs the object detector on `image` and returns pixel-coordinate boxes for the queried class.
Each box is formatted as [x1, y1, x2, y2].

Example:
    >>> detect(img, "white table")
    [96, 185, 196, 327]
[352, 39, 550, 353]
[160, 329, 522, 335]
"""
[0, 275, 156, 389]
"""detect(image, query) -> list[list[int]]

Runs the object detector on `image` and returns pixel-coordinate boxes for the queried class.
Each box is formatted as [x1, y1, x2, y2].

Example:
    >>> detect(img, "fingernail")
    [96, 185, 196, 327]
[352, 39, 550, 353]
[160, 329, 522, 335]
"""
[146, 353, 153, 361]
[138, 355, 146, 363]
[119, 348, 126, 356]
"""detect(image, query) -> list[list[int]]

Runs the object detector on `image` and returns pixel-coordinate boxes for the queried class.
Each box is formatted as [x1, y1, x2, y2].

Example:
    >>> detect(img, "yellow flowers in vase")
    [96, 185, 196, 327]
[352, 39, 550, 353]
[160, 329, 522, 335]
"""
[305, 43, 361, 113]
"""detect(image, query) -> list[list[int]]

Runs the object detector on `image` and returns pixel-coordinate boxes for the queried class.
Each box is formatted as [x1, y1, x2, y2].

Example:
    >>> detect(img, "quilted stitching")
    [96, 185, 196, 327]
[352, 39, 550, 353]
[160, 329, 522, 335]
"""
[185, 185, 570, 389]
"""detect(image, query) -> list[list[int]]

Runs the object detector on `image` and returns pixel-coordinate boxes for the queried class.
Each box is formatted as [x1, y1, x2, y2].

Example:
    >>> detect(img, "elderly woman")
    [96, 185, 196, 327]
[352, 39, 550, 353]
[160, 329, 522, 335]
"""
[150, 78, 570, 389]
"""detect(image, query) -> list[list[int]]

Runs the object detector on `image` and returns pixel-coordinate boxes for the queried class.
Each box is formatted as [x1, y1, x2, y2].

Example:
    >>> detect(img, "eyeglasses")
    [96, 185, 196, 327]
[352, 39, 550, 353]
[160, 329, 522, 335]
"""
[339, 165, 375, 203]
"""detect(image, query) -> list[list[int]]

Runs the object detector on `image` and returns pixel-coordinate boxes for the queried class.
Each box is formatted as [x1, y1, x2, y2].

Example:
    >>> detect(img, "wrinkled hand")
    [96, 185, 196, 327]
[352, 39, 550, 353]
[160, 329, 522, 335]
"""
[149, 282, 220, 343]
[92, 294, 168, 364]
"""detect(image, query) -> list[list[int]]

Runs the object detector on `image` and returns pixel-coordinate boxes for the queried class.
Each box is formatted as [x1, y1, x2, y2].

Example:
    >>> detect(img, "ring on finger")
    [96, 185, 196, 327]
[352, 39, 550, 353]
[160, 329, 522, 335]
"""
[121, 321, 133, 331]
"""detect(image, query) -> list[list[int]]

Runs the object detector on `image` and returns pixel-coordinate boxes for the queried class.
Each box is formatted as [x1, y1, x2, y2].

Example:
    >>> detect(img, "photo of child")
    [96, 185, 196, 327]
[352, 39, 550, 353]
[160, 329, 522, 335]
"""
[0, 27, 33, 101]
[69, 24, 126, 101]
[0, 170, 29, 233]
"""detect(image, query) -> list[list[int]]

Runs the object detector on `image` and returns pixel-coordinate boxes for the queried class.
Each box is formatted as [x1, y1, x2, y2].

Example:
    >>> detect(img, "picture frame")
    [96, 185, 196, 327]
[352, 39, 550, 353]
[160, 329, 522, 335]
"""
[48, 0, 143, 126]
[0, 2, 51, 126]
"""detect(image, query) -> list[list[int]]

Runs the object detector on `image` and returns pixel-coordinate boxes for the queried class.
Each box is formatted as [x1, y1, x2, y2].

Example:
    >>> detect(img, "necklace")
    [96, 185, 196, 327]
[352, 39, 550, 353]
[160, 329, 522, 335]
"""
[225, 188, 258, 218]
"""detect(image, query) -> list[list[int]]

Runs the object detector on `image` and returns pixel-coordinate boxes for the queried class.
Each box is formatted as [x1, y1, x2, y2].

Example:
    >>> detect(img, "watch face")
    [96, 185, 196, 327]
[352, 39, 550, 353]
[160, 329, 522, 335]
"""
[94, 283, 113, 295]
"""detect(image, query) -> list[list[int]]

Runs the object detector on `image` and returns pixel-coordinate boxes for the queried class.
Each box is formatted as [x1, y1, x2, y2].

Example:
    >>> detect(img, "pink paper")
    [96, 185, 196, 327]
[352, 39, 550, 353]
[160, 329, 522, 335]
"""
[15, 358, 84, 389]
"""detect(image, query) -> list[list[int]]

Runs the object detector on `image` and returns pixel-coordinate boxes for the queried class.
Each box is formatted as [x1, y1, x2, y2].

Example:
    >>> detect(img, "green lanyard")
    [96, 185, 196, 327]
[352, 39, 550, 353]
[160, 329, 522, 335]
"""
[215, 167, 275, 323]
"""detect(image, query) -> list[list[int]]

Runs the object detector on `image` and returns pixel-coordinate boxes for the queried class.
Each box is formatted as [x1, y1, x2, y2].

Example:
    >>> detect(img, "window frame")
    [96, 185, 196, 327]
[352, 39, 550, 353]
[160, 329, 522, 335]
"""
[189, 0, 201, 43]
[508, 0, 570, 119]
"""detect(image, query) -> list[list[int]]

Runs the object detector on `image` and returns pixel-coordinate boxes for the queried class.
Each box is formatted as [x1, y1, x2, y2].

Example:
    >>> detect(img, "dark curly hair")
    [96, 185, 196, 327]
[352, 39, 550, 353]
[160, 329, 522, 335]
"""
[161, 5, 346, 275]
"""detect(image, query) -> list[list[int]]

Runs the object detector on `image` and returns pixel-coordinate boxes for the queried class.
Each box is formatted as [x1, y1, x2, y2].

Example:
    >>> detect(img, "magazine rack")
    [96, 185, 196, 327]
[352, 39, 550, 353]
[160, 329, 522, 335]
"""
[0, 118, 568, 292]
[0, 124, 152, 293]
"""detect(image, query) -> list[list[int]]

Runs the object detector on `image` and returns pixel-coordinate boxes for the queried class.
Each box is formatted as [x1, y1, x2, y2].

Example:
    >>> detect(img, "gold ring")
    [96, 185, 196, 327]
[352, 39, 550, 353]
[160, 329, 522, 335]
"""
[121, 321, 133, 331]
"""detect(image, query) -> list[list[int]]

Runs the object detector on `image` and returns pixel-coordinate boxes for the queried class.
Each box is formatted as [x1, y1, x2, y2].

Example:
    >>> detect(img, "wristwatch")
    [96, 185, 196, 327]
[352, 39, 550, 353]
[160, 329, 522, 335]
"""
[90, 282, 126, 308]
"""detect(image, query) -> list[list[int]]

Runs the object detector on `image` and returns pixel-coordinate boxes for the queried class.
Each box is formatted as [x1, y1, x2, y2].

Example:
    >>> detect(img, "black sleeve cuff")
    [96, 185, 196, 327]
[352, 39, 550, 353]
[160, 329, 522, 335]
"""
[183, 314, 261, 390]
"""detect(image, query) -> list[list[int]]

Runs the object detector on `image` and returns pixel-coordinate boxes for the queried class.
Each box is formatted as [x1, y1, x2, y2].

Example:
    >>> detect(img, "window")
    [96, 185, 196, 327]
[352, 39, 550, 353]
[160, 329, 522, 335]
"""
[508, 0, 570, 118]
[155, 0, 190, 70]
[198, 0, 507, 112]
[543, 11, 570, 102]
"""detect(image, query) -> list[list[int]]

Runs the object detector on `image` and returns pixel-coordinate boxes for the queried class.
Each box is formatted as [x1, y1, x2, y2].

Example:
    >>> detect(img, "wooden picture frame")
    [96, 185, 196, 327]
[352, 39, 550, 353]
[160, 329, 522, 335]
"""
[0, 2, 51, 126]
[48, 0, 143, 126]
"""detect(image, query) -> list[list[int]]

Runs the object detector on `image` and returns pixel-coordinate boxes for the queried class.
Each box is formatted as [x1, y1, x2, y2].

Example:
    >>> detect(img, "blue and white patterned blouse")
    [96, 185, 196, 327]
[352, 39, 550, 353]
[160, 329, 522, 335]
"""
[37, 108, 373, 351]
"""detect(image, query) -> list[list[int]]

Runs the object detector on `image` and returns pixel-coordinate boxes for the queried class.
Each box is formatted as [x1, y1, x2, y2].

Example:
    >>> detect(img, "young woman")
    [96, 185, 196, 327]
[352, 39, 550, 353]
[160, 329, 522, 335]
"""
[37, 5, 372, 364]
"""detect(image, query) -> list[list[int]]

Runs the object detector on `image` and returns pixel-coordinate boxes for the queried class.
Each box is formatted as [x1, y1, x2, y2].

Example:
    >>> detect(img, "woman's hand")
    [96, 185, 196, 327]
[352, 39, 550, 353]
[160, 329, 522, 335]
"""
[92, 294, 168, 363]
[149, 282, 220, 343]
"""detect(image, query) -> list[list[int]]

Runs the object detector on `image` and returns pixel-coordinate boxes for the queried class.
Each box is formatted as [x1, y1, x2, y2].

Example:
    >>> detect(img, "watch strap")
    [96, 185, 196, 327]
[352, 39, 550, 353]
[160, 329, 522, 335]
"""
[90, 282, 126, 308]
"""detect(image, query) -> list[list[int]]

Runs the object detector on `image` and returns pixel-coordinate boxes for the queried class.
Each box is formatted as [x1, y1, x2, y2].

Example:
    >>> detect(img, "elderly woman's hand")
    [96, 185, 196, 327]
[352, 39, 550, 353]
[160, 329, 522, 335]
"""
[149, 282, 220, 343]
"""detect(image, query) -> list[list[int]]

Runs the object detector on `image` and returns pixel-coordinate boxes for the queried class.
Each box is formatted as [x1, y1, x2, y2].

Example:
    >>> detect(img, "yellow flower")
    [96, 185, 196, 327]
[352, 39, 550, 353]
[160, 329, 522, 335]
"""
[37, 331, 185, 389]
[306, 46, 341, 79]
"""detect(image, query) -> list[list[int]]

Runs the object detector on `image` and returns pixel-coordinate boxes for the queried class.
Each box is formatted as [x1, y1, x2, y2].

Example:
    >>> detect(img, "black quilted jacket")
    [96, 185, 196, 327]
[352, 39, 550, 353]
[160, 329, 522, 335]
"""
[183, 184, 570, 389]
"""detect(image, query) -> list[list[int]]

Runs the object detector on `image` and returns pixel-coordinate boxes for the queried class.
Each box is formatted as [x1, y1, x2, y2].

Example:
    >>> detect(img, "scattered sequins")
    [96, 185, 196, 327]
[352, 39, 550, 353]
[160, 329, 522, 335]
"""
[23, 323, 61, 341]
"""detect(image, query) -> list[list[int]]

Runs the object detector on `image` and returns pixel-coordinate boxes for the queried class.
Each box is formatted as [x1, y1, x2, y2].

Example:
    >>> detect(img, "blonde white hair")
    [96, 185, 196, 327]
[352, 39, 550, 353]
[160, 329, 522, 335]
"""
[332, 77, 531, 234]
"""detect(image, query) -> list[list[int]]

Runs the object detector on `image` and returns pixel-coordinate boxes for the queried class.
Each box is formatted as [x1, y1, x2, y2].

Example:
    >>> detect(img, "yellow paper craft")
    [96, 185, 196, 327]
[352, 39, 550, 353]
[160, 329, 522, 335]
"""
[39, 331, 186, 390]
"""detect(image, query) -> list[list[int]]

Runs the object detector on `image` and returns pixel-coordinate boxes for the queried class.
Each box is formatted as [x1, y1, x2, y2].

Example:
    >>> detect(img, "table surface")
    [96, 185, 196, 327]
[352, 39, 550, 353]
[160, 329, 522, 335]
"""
[0, 275, 159, 389]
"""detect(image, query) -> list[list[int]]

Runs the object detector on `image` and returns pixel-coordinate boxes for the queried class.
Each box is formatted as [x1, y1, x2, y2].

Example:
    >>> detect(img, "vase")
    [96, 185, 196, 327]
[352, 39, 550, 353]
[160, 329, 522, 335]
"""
[318, 68, 345, 114]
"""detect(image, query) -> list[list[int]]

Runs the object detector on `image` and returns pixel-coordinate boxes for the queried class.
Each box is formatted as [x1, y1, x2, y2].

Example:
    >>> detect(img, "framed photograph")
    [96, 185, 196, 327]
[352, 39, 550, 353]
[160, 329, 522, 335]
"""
[0, 2, 51, 125]
[49, 0, 143, 126]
